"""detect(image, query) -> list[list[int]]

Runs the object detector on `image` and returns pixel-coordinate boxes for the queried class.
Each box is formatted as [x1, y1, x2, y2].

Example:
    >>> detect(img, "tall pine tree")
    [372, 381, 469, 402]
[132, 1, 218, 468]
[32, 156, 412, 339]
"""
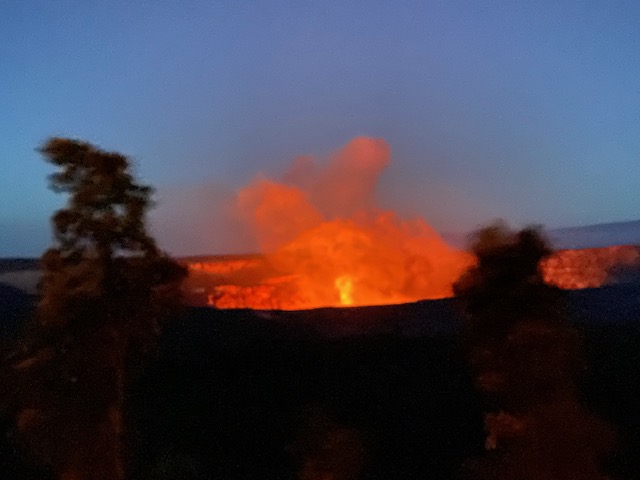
[6, 138, 186, 480]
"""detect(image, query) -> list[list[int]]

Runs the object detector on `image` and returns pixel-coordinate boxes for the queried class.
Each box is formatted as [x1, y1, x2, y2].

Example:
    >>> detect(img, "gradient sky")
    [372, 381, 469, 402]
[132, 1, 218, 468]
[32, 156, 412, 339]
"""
[2, 1, 639, 256]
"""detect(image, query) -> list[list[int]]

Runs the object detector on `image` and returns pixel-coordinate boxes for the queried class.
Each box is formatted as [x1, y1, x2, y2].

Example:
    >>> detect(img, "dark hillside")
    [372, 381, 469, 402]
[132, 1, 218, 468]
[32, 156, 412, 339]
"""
[126, 287, 640, 480]
[581, 323, 640, 478]
[1, 285, 640, 478]
[130, 311, 483, 480]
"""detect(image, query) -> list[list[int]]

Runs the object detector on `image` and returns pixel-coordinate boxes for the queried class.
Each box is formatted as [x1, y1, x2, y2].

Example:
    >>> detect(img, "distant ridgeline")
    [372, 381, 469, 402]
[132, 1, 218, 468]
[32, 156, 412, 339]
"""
[0, 259, 41, 295]
[183, 245, 640, 309]
[0, 258, 40, 274]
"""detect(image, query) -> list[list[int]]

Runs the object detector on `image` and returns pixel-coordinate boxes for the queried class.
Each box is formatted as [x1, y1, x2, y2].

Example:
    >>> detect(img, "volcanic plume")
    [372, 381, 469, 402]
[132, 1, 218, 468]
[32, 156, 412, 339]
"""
[189, 137, 474, 310]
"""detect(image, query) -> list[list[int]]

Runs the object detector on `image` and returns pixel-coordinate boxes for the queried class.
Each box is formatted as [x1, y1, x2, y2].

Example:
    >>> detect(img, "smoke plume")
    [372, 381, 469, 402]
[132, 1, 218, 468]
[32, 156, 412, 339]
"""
[231, 137, 472, 308]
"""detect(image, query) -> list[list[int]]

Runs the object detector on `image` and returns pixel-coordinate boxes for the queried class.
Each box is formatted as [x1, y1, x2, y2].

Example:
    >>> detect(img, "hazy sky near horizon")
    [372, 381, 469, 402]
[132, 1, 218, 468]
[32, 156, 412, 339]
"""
[1, 1, 639, 256]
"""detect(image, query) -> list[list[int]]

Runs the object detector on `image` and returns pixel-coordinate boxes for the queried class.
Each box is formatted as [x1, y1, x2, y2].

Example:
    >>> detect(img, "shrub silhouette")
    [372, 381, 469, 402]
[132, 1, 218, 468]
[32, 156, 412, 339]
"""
[454, 222, 616, 480]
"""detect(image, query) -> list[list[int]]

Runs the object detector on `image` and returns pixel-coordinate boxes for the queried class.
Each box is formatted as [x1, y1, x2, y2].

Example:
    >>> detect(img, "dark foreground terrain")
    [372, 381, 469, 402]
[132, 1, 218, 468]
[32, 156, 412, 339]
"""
[1, 281, 640, 479]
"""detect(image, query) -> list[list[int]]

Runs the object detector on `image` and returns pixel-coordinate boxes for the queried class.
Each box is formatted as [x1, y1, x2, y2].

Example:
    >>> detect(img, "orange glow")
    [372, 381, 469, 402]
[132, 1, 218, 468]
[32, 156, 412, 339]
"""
[184, 137, 474, 310]
[184, 244, 640, 310]
[182, 137, 640, 310]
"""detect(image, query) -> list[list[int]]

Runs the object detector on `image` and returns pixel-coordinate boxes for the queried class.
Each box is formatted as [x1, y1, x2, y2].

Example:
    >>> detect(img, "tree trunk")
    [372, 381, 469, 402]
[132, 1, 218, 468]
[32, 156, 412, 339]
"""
[57, 328, 126, 480]
[108, 404, 125, 480]
[109, 327, 126, 480]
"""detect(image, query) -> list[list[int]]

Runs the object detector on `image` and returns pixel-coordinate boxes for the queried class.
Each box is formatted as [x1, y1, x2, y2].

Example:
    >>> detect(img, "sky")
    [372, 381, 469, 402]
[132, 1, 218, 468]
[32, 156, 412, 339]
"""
[1, 0, 639, 256]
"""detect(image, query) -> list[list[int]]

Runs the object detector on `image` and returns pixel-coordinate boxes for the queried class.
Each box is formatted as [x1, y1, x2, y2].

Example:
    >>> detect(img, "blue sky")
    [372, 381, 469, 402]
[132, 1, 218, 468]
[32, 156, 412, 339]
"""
[2, 0, 639, 256]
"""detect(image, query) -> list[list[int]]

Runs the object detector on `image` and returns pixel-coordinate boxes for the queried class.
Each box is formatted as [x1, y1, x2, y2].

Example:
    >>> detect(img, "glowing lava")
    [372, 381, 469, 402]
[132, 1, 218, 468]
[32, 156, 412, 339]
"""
[335, 275, 354, 306]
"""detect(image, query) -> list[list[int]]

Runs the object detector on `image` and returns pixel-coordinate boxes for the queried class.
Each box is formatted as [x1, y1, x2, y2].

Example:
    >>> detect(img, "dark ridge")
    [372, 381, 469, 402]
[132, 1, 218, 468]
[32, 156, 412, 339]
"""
[0, 283, 36, 341]
[0, 258, 40, 274]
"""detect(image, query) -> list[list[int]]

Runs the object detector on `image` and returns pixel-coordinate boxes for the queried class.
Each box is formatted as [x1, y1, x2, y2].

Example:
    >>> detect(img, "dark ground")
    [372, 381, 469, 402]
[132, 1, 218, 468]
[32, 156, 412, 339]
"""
[1, 281, 640, 479]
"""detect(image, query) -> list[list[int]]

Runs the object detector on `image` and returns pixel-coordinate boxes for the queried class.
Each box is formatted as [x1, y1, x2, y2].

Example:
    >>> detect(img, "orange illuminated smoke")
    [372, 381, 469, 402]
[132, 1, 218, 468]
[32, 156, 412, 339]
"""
[192, 137, 474, 310]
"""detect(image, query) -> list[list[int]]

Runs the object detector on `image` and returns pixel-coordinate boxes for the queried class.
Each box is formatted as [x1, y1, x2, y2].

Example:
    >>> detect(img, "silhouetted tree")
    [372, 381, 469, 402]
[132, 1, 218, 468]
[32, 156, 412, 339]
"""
[4, 138, 187, 480]
[454, 222, 615, 480]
